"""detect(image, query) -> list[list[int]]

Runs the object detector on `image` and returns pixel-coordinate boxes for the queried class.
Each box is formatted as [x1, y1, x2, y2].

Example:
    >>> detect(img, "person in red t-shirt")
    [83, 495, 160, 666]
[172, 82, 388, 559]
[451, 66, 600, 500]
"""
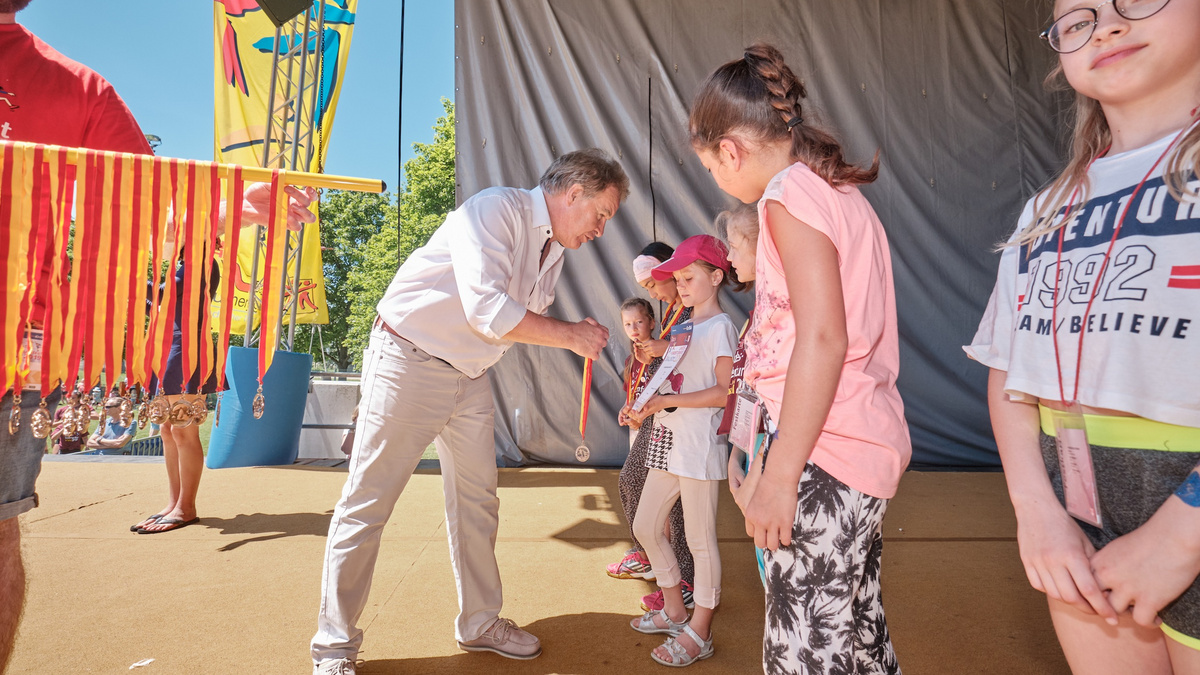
[0, 3, 315, 670]
[0, 3, 151, 670]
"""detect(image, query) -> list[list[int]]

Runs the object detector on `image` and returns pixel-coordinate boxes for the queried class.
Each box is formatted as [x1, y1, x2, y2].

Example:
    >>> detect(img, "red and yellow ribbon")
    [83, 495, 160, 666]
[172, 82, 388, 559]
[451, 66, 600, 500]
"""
[0, 143, 34, 393]
[122, 155, 153, 391]
[626, 359, 647, 406]
[40, 147, 72, 396]
[198, 162, 221, 387]
[256, 170, 290, 385]
[579, 357, 593, 440]
[659, 301, 684, 339]
[215, 167, 244, 390]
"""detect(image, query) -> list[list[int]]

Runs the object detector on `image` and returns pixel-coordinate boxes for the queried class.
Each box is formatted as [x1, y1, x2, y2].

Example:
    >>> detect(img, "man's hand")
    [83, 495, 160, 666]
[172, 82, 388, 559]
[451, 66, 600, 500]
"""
[239, 183, 318, 232]
[1091, 496, 1200, 627]
[569, 317, 609, 360]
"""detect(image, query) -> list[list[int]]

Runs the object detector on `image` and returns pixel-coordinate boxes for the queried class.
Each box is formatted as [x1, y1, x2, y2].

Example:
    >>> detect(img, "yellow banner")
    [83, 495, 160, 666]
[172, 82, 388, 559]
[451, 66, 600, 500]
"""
[212, 0, 359, 331]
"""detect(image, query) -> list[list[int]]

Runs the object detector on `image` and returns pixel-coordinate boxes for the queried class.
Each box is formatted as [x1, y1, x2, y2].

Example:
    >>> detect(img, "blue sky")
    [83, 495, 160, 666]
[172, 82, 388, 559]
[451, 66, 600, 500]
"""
[17, 1, 454, 194]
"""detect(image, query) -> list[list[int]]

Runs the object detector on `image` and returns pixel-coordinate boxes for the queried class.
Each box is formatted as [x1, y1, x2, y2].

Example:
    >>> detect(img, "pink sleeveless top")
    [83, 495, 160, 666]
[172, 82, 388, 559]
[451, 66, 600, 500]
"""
[744, 162, 911, 499]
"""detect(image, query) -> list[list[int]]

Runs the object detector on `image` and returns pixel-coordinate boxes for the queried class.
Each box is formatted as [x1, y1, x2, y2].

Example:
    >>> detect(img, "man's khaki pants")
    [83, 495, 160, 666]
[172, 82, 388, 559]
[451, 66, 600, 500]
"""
[311, 326, 501, 664]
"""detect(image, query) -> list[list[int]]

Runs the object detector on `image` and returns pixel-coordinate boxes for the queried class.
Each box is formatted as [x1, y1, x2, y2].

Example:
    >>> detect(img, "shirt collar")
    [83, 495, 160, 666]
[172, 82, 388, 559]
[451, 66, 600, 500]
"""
[529, 186, 555, 244]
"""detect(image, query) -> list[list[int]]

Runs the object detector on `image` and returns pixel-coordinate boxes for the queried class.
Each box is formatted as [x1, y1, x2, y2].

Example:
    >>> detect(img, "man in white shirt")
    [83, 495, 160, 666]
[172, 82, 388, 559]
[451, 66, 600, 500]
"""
[312, 149, 629, 674]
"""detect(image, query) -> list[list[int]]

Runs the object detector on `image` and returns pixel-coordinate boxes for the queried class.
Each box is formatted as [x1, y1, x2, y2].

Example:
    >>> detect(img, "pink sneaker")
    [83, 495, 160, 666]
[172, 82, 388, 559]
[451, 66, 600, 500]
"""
[606, 550, 656, 580]
[640, 580, 695, 612]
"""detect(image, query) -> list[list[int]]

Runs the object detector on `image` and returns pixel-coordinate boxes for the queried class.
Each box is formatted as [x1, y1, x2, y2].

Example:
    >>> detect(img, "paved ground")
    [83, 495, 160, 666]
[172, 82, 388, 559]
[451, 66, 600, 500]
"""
[9, 460, 1068, 674]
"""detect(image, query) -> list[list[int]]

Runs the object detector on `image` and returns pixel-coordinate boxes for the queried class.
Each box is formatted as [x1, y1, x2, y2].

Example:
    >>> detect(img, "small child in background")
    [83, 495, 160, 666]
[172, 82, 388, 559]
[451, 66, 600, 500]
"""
[713, 204, 766, 586]
[619, 297, 656, 442]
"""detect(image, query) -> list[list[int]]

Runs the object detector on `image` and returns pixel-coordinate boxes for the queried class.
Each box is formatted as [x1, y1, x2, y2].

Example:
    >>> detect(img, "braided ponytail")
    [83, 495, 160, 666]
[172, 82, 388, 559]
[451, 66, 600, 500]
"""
[690, 43, 878, 187]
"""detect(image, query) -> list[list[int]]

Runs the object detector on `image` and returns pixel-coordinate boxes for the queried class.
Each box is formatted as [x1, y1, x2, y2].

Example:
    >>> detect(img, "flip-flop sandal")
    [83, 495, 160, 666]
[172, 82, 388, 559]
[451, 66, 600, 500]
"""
[131, 514, 165, 532]
[137, 517, 199, 534]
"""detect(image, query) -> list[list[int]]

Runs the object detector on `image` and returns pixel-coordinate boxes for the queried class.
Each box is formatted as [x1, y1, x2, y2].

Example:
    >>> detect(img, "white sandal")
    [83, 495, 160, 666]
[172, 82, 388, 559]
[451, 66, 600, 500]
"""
[630, 608, 689, 636]
[651, 624, 714, 667]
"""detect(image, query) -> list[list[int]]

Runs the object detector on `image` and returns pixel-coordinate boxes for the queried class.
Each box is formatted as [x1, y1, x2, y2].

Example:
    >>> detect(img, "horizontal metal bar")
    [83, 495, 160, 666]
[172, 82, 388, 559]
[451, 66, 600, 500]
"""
[2, 142, 388, 193]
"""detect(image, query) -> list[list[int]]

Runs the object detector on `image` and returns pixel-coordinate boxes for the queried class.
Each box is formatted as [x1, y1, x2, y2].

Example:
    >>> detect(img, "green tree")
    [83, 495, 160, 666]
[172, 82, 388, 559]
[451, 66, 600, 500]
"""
[293, 189, 398, 370]
[342, 99, 456, 366]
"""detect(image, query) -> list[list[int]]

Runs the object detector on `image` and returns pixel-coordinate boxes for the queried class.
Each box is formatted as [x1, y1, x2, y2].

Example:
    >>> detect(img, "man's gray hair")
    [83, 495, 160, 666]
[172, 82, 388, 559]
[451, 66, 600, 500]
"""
[538, 148, 630, 202]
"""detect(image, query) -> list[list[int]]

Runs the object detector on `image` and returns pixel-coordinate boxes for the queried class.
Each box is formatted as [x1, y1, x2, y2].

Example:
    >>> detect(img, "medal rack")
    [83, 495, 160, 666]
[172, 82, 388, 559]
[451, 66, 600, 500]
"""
[0, 140, 383, 438]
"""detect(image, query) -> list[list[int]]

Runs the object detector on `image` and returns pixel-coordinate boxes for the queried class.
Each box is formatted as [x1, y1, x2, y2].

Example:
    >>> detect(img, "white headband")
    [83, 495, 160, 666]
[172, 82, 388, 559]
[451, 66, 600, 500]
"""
[632, 255, 659, 283]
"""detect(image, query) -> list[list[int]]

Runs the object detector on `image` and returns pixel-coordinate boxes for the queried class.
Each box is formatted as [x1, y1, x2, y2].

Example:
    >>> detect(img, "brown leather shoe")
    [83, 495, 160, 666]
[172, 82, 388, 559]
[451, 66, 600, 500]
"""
[457, 617, 542, 660]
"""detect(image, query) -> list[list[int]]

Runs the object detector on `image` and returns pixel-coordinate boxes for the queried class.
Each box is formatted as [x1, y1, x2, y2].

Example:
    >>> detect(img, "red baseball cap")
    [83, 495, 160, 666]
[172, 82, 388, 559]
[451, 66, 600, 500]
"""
[651, 235, 731, 280]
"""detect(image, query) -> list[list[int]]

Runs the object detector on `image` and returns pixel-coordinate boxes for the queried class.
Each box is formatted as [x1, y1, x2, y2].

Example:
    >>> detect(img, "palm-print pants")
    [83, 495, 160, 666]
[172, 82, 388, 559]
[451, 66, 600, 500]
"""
[761, 463, 899, 675]
[618, 413, 694, 584]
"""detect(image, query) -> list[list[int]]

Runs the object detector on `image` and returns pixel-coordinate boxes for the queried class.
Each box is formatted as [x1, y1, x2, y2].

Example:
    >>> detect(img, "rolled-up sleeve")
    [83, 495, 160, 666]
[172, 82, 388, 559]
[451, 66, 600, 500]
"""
[447, 195, 530, 339]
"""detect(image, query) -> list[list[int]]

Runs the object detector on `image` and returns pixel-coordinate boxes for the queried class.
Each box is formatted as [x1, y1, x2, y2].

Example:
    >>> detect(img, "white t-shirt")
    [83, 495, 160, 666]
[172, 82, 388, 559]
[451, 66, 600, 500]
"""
[654, 313, 738, 480]
[966, 132, 1200, 427]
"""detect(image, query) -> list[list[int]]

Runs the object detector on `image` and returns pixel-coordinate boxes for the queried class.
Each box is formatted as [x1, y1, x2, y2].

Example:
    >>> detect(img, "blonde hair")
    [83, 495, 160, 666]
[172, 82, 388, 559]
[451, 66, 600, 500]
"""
[715, 202, 759, 248]
[619, 296, 655, 324]
[1011, 65, 1200, 249]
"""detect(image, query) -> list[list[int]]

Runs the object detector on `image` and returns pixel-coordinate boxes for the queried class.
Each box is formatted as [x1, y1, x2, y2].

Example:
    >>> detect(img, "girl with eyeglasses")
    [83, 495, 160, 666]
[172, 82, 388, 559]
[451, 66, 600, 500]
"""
[967, 0, 1200, 671]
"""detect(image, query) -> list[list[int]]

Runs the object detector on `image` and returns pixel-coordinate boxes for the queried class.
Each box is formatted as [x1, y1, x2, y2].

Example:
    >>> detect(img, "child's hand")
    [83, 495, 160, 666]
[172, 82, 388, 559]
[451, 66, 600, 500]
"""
[625, 399, 657, 427]
[632, 342, 654, 364]
[641, 394, 668, 417]
[1012, 500, 1116, 621]
[636, 338, 669, 359]
[744, 468, 798, 551]
[733, 449, 765, 516]
[618, 404, 641, 429]
[728, 449, 748, 492]
[1091, 496, 1200, 627]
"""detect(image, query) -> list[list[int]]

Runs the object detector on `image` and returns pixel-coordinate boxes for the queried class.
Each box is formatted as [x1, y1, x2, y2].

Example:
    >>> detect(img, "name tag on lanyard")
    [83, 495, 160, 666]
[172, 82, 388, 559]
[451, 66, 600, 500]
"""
[729, 386, 762, 454]
[1051, 403, 1103, 528]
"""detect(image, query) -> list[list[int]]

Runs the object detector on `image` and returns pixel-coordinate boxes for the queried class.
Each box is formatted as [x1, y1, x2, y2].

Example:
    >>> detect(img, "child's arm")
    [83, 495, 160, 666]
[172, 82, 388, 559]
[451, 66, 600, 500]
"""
[743, 201, 846, 552]
[988, 368, 1116, 622]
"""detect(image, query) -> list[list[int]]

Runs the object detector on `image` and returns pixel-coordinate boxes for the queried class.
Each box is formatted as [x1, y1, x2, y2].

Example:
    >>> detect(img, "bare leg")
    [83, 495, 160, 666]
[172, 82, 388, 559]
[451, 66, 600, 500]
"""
[0, 518, 25, 673]
[140, 414, 203, 532]
[1047, 596, 1171, 675]
[133, 420, 181, 530]
[1166, 634, 1200, 672]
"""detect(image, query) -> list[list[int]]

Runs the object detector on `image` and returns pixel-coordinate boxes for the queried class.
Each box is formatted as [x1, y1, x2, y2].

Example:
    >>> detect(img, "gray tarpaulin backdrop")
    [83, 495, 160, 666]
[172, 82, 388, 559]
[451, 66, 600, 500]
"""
[452, 0, 1070, 468]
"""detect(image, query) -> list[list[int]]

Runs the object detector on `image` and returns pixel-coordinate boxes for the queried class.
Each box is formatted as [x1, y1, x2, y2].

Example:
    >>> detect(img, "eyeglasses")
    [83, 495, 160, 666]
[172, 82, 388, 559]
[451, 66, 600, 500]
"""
[1040, 0, 1171, 53]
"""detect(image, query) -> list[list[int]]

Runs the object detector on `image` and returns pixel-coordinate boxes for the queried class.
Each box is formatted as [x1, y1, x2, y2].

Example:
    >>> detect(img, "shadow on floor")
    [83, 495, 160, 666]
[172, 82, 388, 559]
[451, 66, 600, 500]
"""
[202, 510, 334, 551]
[358, 612, 744, 675]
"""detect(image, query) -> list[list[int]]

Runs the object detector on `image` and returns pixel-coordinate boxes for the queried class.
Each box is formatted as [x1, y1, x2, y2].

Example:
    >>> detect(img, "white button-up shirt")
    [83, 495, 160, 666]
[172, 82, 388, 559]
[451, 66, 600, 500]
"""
[376, 186, 565, 378]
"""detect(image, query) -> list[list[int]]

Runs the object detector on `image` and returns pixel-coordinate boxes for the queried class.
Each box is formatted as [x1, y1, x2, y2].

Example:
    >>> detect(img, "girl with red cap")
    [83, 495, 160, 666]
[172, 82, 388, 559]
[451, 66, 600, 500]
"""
[623, 234, 738, 667]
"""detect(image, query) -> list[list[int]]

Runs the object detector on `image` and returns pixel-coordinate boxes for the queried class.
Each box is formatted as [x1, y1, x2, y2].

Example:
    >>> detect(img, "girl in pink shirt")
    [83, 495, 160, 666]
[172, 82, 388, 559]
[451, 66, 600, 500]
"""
[690, 43, 911, 674]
